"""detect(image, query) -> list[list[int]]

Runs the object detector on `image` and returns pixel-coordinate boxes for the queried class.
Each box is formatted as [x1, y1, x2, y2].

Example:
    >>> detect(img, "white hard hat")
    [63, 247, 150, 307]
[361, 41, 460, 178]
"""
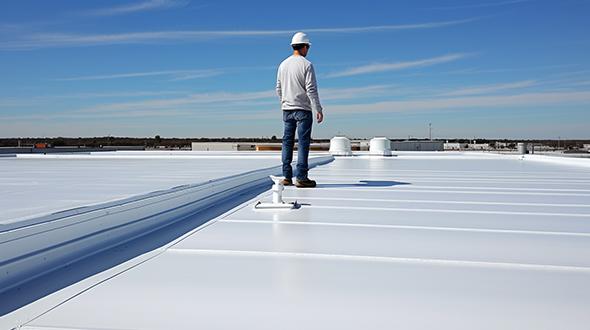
[291, 32, 311, 46]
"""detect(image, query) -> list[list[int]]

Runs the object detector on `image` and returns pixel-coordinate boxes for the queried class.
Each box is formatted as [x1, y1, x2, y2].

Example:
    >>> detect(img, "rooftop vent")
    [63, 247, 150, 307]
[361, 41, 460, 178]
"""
[517, 143, 528, 155]
[329, 136, 352, 156]
[369, 137, 392, 156]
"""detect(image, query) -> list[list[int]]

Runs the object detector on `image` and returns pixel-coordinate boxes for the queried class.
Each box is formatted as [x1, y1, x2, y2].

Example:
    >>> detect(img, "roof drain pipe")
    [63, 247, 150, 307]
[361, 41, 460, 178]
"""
[369, 137, 392, 157]
[254, 175, 298, 210]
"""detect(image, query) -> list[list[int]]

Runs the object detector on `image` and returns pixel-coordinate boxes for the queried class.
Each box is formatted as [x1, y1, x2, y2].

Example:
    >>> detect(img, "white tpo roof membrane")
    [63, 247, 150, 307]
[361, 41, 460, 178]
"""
[0, 151, 282, 225]
[16, 152, 590, 329]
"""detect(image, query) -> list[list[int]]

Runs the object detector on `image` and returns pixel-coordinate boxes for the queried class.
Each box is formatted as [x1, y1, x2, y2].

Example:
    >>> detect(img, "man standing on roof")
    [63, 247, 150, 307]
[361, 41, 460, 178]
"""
[276, 32, 324, 188]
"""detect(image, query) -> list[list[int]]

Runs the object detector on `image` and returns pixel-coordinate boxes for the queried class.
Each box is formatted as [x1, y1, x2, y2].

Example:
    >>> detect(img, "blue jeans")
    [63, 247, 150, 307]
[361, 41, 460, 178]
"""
[282, 110, 312, 180]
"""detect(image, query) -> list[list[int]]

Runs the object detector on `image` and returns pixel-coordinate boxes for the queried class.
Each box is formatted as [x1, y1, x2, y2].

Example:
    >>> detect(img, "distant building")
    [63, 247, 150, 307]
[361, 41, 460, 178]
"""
[584, 144, 590, 151]
[535, 144, 554, 152]
[354, 140, 370, 151]
[444, 142, 467, 150]
[467, 143, 491, 150]
[391, 141, 444, 151]
[191, 142, 255, 151]
[495, 142, 510, 149]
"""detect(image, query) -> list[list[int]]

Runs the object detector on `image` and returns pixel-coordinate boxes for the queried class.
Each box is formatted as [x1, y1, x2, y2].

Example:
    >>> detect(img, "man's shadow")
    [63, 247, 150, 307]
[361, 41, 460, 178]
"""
[317, 180, 410, 188]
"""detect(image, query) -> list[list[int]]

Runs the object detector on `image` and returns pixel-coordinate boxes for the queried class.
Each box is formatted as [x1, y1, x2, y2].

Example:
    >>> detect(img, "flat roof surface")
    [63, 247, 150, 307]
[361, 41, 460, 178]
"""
[0, 151, 283, 225]
[20, 152, 590, 329]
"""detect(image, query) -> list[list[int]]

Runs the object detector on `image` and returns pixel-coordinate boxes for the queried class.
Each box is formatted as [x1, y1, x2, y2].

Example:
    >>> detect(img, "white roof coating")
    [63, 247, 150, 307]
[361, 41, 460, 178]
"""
[0, 151, 283, 224]
[11, 152, 590, 330]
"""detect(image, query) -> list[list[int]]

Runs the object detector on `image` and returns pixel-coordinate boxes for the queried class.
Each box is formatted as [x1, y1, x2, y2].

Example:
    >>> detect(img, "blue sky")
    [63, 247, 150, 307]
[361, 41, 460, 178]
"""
[0, 0, 589, 139]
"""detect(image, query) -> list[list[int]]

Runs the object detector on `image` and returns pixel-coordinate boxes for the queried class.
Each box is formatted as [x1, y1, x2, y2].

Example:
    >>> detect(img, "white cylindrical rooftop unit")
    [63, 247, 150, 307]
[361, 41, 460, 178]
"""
[369, 137, 392, 156]
[517, 143, 527, 155]
[329, 136, 352, 156]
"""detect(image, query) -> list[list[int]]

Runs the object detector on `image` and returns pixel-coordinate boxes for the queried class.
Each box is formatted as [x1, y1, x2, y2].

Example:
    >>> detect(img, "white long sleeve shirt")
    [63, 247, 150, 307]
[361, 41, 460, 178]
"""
[276, 55, 323, 114]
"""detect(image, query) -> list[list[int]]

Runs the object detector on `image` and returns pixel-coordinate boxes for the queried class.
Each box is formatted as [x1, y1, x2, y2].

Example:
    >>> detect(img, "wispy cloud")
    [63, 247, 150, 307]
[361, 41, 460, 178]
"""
[55, 69, 222, 81]
[0, 109, 195, 122]
[329, 90, 590, 115]
[50, 84, 394, 116]
[0, 90, 190, 108]
[0, 23, 18, 32]
[302, 18, 478, 33]
[320, 85, 394, 100]
[0, 86, 387, 122]
[440, 80, 537, 96]
[86, 0, 189, 16]
[326, 53, 470, 78]
[77, 90, 275, 113]
[56, 90, 189, 98]
[53, 65, 275, 82]
[428, 0, 531, 10]
[441, 64, 577, 75]
[0, 18, 478, 50]
[4, 86, 590, 123]
[216, 89, 590, 121]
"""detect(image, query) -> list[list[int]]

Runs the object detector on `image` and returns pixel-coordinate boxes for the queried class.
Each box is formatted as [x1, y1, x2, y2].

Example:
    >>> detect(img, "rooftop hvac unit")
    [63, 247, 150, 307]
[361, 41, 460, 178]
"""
[329, 136, 352, 156]
[369, 137, 392, 156]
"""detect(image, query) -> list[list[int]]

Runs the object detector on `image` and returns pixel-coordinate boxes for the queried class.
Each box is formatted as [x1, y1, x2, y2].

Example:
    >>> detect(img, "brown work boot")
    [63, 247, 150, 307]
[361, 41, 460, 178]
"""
[280, 178, 293, 186]
[295, 178, 316, 188]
